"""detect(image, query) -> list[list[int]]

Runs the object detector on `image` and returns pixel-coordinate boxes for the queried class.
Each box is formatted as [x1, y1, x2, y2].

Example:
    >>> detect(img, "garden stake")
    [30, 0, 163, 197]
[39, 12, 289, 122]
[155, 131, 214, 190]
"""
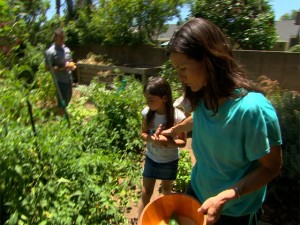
[45, 53, 71, 127]
[116, 79, 127, 94]
[26, 99, 40, 153]
[27, 99, 37, 137]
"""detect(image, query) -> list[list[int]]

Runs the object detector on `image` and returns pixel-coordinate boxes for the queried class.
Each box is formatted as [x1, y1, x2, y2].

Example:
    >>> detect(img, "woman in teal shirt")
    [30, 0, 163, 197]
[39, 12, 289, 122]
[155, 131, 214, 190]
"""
[156, 18, 282, 225]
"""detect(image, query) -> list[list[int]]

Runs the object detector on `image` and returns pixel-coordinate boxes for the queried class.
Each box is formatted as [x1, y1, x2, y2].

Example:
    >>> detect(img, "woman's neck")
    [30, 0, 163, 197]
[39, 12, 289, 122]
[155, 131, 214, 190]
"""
[204, 97, 228, 110]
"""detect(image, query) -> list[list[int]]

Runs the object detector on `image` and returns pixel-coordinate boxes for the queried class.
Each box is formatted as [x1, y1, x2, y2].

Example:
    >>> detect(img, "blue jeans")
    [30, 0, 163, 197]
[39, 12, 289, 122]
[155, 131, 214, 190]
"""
[142, 156, 178, 180]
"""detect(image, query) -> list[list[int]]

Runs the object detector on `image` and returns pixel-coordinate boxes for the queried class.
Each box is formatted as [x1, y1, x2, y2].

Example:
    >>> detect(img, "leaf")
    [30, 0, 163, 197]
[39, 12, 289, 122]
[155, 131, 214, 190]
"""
[15, 165, 23, 176]
[8, 211, 18, 225]
[76, 215, 84, 225]
[70, 190, 83, 198]
[57, 177, 71, 185]
[38, 220, 48, 225]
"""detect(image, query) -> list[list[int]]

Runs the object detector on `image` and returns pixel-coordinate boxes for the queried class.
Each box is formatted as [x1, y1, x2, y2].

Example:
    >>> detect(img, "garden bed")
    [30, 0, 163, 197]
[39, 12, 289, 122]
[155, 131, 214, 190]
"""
[76, 63, 161, 85]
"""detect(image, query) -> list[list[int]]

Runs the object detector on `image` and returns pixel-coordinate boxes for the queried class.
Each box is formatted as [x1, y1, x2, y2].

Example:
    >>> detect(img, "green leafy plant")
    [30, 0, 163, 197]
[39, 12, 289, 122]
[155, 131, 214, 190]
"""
[173, 150, 192, 192]
[257, 76, 300, 225]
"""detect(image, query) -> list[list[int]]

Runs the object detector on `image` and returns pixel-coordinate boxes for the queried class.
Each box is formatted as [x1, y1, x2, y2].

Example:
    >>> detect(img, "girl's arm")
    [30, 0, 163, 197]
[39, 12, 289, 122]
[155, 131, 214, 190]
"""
[141, 119, 153, 143]
[198, 145, 282, 225]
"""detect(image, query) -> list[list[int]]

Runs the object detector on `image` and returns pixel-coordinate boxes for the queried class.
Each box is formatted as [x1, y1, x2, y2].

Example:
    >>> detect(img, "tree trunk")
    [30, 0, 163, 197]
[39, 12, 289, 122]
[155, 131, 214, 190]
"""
[56, 0, 60, 15]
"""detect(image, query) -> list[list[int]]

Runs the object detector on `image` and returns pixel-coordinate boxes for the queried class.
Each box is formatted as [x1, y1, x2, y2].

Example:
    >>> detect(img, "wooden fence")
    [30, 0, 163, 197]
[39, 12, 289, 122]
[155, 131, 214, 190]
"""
[72, 45, 300, 91]
[76, 63, 161, 85]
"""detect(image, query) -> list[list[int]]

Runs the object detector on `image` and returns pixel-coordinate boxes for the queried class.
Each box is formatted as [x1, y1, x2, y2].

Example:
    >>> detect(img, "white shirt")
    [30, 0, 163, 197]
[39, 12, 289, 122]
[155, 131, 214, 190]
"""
[142, 107, 186, 163]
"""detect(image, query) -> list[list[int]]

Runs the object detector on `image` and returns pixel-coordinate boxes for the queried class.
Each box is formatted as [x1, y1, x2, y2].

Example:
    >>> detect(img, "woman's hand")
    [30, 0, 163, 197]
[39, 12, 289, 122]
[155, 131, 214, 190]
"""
[153, 124, 174, 139]
[150, 134, 171, 147]
[198, 196, 223, 225]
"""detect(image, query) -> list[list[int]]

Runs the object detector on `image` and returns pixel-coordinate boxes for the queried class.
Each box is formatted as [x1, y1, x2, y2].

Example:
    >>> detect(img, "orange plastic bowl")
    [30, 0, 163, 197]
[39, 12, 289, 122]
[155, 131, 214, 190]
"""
[139, 193, 206, 225]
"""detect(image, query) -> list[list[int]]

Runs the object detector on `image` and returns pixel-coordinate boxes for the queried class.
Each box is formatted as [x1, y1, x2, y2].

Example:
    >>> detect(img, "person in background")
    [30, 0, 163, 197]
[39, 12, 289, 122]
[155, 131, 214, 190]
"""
[138, 77, 186, 219]
[173, 95, 192, 117]
[155, 18, 282, 225]
[45, 28, 76, 115]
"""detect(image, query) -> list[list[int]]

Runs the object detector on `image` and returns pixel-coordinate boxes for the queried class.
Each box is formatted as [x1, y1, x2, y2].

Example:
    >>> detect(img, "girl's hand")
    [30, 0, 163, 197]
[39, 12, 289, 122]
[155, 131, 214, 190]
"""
[198, 196, 223, 225]
[151, 134, 170, 147]
[153, 124, 164, 138]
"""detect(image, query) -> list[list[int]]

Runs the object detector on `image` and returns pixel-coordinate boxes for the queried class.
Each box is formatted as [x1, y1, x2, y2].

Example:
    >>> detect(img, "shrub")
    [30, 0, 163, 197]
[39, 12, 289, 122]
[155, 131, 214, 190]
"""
[289, 43, 300, 52]
[257, 76, 300, 225]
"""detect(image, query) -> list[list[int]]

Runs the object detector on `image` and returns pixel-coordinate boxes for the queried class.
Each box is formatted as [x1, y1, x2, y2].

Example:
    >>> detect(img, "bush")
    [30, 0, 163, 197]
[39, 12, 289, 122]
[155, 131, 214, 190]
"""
[0, 76, 145, 224]
[173, 150, 192, 192]
[289, 43, 300, 52]
[257, 76, 300, 225]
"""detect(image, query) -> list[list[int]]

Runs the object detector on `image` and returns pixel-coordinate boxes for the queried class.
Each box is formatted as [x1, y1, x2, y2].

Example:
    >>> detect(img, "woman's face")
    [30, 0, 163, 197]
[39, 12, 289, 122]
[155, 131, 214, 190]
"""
[170, 52, 207, 92]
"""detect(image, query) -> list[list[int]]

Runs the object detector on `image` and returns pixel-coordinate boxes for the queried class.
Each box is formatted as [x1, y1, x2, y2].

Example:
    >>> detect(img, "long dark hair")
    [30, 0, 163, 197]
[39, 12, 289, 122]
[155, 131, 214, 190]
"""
[166, 18, 263, 112]
[143, 77, 175, 129]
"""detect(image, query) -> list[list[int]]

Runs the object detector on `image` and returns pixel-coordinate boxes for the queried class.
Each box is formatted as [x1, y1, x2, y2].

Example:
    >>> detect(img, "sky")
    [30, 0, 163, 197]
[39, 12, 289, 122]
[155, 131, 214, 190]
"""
[47, 0, 300, 22]
[167, 0, 300, 23]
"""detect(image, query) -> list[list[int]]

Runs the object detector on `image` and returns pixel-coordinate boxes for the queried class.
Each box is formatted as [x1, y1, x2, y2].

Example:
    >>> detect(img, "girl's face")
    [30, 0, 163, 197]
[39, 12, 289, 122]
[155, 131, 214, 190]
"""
[170, 52, 207, 92]
[144, 92, 166, 114]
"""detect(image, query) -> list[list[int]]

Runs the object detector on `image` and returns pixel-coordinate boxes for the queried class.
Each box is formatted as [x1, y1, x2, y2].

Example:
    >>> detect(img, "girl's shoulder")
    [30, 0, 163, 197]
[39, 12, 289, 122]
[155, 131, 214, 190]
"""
[142, 106, 149, 117]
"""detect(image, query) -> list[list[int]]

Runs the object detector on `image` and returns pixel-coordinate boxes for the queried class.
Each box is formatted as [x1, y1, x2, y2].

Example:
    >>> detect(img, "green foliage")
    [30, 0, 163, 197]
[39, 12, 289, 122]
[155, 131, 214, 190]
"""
[0, 120, 141, 224]
[63, 0, 188, 46]
[257, 76, 300, 224]
[159, 60, 183, 100]
[191, 0, 277, 50]
[173, 150, 192, 192]
[0, 62, 144, 224]
[268, 92, 300, 181]
[279, 9, 300, 21]
[1, 0, 49, 47]
[81, 77, 145, 154]
[258, 76, 300, 181]
[289, 43, 300, 52]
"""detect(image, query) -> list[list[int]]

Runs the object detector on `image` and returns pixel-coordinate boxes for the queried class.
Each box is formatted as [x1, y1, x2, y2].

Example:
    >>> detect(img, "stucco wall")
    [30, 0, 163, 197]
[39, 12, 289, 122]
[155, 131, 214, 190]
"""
[72, 45, 300, 91]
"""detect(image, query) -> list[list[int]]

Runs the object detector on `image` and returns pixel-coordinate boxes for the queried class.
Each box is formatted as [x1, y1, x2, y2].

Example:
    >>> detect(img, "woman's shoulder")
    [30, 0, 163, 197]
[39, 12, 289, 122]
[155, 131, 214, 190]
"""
[239, 92, 277, 118]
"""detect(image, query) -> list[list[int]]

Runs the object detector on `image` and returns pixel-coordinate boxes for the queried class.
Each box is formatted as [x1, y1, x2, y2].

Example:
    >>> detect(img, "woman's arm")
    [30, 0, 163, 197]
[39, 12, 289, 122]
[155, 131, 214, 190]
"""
[158, 131, 186, 148]
[142, 119, 187, 148]
[198, 145, 283, 225]
[155, 115, 193, 139]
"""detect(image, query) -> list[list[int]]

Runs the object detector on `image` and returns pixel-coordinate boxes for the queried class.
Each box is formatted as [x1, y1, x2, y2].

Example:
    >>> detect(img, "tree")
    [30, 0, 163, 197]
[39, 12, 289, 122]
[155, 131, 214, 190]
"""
[0, 0, 49, 56]
[191, 0, 277, 50]
[64, 0, 188, 46]
[279, 9, 300, 21]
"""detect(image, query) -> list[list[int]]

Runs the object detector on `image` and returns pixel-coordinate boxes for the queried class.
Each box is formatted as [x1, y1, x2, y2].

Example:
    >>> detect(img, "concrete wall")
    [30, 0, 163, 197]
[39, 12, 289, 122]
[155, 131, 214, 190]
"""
[233, 50, 300, 92]
[72, 45, 300, 91]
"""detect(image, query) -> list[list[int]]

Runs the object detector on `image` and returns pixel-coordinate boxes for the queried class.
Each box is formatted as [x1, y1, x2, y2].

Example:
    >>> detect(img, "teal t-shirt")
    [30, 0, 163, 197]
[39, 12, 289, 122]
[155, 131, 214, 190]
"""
[191, 91, 282, 216]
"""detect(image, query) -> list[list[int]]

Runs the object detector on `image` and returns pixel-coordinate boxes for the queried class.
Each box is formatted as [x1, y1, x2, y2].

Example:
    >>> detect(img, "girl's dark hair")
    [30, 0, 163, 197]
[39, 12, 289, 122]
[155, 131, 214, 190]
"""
[143, 77, 174, 129]
[166, 18, 263, 112]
